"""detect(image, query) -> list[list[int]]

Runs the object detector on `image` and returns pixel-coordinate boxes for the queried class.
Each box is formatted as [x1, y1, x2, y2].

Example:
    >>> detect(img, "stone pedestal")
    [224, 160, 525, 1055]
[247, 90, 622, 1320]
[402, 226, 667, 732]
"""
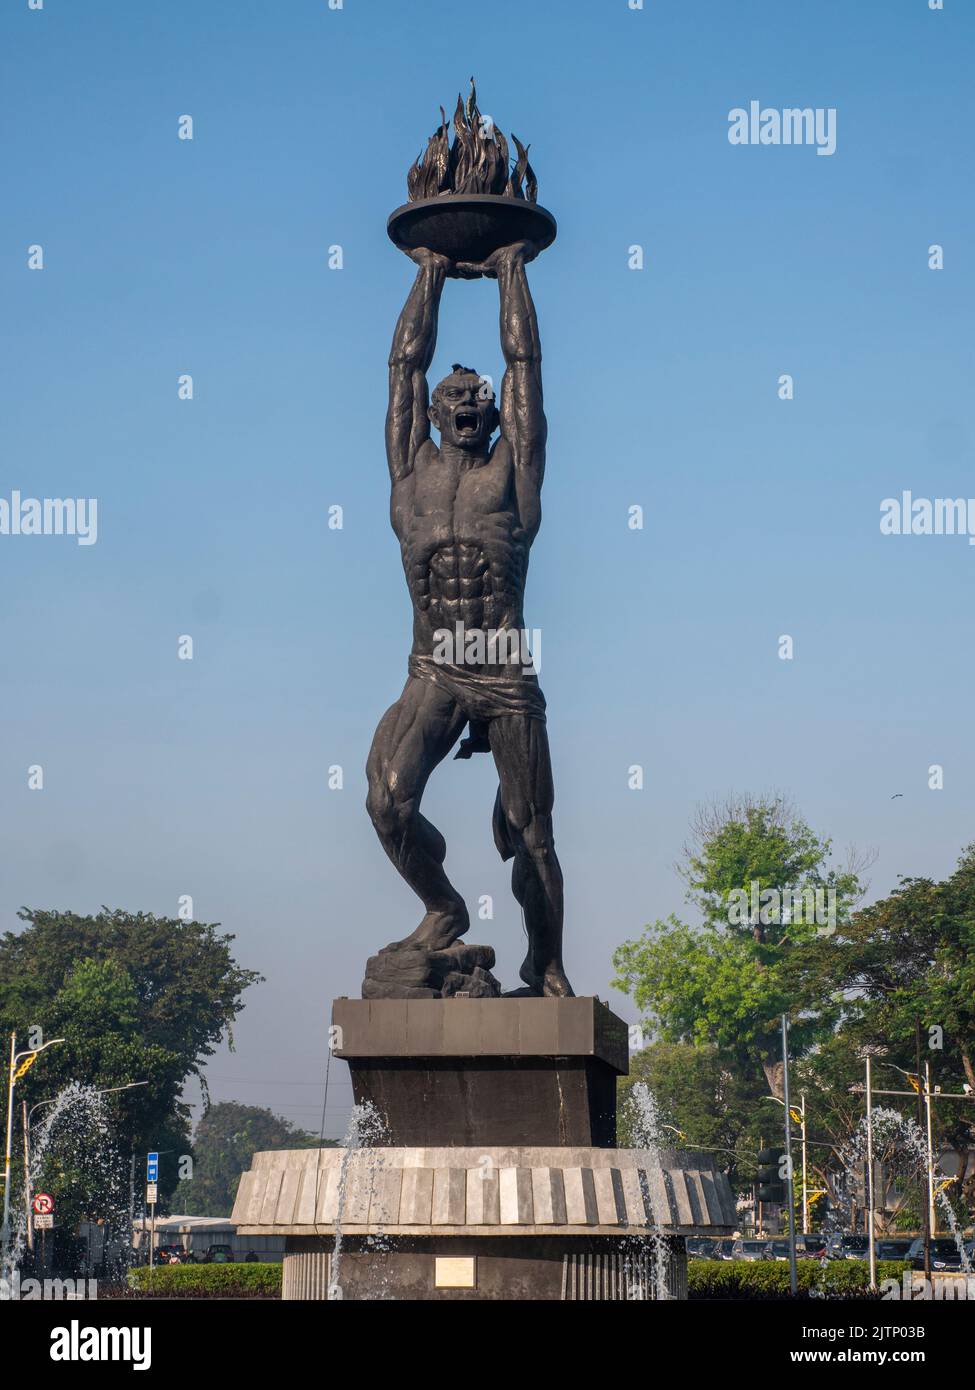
[331, 996, 628, 1147]
[231, 998, 737, 1301]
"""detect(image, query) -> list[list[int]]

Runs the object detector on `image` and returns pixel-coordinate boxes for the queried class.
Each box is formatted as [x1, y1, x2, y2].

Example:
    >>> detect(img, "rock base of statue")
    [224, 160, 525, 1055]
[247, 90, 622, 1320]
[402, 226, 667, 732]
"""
[230, 998, 737, 1300]
[361, 942, 503, 1000]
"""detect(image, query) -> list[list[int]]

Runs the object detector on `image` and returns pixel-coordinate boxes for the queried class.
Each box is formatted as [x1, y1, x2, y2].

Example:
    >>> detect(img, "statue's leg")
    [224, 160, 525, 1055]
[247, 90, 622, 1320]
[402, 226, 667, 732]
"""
[366, 674, 470, 951]
[489, 714, 573, 997]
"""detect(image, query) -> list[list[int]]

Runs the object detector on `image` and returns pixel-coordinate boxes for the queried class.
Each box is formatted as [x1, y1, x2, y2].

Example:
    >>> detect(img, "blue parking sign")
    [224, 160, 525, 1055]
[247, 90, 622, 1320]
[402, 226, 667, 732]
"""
[147, 1152, 159, 1182]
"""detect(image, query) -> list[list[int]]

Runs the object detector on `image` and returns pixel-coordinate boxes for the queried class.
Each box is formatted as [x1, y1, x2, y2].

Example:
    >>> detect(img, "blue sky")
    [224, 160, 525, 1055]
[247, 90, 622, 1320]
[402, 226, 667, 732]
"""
[1, 0, 972, 1137]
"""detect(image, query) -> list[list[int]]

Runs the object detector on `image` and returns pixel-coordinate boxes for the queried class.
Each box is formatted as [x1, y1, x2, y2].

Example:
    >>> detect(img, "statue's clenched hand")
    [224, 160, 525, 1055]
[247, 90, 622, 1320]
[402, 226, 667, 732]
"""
[406, 246, 453, 274]
[454, 240, 539, 280]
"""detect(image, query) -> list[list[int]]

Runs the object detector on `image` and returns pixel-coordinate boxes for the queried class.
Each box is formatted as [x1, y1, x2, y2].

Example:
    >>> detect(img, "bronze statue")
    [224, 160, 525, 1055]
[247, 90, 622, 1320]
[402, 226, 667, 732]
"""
[363, 87, 572, 1001]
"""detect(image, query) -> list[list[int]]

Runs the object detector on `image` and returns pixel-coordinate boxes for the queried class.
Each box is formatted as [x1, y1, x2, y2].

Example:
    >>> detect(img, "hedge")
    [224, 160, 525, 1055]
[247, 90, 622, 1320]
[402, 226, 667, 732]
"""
[126, 1256, 912, 1301]
[127, 1262, 283, 1299]
[688, 1259, 912, 1300]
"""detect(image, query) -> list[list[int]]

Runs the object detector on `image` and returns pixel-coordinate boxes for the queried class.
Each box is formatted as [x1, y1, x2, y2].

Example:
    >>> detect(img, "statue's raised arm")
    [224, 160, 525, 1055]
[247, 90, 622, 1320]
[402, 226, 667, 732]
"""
[385, 248, 450, 487]
[489, 241, 546, 536]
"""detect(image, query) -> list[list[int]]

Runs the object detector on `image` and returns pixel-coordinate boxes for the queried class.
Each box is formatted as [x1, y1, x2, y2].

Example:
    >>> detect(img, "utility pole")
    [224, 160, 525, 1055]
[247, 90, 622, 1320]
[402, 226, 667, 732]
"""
[21, 1101, 32, 1254]
[781, 1015, 798, 1296]
[756, 1132, 763, 1236]
[924, 1063, 936, 1235]
[915, 1020, 930, 1279]
[2, 1032, 15, 1248]
[800, 1093, 809, 1235]
[865, 1053, 877, 1291]
[129, 1153, 136, 1264]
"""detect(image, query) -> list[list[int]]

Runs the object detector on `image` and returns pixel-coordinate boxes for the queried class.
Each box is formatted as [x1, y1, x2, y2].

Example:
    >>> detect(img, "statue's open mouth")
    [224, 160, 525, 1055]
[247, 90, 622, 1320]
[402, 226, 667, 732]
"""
[455, 412, 479, 434]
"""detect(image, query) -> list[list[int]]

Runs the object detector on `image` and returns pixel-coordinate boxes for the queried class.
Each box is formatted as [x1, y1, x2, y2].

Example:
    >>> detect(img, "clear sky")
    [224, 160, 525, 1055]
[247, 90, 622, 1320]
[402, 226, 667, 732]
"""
[2, 0, 972, 1138]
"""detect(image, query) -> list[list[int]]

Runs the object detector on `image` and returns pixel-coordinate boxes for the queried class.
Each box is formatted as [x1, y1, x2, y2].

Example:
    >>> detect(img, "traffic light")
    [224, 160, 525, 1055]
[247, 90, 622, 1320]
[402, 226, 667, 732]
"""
[756, 1148, 787, 1204]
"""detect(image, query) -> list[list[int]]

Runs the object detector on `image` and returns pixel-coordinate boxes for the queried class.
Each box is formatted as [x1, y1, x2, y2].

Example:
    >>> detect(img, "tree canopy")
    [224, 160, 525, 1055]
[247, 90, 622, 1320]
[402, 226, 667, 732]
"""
[613, 795, 865, 1094]
[0, 907, 262, 1217]
[613, 806, 975, 1220]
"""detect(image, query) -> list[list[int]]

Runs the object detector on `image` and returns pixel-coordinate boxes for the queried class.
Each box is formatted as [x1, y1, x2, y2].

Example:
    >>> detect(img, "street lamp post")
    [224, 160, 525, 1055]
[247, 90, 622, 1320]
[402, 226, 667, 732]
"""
[924, 1062, 936, 1235]
[866, 1053, 876, 1292]
[2, 1032, 65, 1248]
[800, 1093, 809, 1235]
[856, 1053, 974, 1284]
[781, 1015, 798, 1297]
[871, 1059, 974, 1237]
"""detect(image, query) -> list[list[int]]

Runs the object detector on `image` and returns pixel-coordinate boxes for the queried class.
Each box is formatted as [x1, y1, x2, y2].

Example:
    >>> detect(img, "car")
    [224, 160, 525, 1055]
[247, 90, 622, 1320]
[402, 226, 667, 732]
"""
[712, 1238, 737, 1261]
[907, 1237, 965, 1272]
[826, 1233, 870, 1260]
[731, 1238, 772, 1262]
[685, 1237, 718, 1259]
[203, 1244, 235, 1264]
[875, 1238, 913, 1261]
[796, 1235, 828, 1258]
[769, 1239, 792, 1261]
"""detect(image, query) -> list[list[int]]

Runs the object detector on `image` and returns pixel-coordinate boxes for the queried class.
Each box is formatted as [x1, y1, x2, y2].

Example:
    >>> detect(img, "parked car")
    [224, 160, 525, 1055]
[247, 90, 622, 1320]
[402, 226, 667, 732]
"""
[907, 1237, 965, 1272]
[875, 1238, 913, 1261]
[826, 1234, 870, 1260]
[712, 1238, 737, 1261]
[731, 1238, 772, 1262]
[203, 1244, 235, 1264]
[796, 1235, 827, 1258]
[769, 1239, 792, 1262]
[685, 1237, 718, 1259]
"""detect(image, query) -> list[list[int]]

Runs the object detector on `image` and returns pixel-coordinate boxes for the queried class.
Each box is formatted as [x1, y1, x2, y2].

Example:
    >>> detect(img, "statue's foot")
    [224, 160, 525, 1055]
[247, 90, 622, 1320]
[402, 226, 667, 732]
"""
[517, 951, 574, 998]
[384, 908, 468, 953]
[541, 964, 575, 998]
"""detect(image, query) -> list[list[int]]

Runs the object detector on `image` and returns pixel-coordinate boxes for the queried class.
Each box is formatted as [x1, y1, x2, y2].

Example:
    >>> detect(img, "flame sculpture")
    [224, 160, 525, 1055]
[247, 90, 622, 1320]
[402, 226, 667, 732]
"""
[406, 79, 538, 204]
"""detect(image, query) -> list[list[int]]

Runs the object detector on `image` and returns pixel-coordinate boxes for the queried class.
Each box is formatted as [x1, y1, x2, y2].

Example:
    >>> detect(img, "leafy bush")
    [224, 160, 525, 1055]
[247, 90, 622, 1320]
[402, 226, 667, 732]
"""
[127, 1262, 282, 1299]
[688, 1259, 911, 1300]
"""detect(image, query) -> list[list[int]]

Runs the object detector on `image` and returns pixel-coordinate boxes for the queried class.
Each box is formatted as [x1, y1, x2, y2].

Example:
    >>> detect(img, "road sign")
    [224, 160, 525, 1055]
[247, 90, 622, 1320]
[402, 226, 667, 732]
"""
[34, 1214, 54, 1230]
[146, 1182, 158, 1205]
[146, 1152, 158, 1183]
[32, 1192, 54, 1216]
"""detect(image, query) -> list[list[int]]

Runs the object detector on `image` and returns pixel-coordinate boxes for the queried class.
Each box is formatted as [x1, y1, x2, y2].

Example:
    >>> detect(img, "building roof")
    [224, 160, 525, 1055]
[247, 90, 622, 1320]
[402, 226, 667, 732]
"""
[134, 1215, 235, 1232]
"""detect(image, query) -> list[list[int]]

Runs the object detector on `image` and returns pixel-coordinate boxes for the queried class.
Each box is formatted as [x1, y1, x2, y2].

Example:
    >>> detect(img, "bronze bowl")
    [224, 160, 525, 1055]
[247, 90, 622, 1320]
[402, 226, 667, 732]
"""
[388, 193, 557, 265]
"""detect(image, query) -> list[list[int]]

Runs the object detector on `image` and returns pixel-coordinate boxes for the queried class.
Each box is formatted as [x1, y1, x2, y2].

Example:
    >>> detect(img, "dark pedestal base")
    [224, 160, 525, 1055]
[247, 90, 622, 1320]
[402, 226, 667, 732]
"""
[348, 1055, 618, 1147]
[332, 996, 629, 1148]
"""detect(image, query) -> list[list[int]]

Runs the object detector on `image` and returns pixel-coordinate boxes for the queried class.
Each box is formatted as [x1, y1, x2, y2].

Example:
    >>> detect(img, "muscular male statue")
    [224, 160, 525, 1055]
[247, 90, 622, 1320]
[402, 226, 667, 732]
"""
[365, 240, 573, 998]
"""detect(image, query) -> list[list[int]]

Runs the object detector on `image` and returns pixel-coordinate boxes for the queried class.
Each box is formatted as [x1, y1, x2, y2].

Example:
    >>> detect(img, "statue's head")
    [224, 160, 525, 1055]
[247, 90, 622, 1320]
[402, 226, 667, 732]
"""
[429, 364, 499, 451]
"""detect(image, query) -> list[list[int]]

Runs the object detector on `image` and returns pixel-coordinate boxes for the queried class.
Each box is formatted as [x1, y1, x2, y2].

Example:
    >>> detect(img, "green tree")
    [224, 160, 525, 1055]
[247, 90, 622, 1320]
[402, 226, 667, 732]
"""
[613, 795, 866, 1095]
[810, 845, 975, 1219]
[174, 1101, 328, 1216]
[0, 907, 262, 1219]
